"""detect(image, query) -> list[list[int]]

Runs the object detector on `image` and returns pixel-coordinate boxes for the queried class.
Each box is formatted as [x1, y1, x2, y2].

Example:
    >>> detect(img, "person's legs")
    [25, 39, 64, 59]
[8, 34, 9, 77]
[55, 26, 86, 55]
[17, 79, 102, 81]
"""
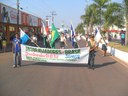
[102, 44, 107, 56]
[103, 50, 106, 56]
[89, 51, 96, 69]
[91, 53, 95, 69]
[122, 39, 125, 46]
[88, 52, 91, 68]
[13, 52, 17, 67]
[18, 52, 21, 66]
[121, 39, 123, 46]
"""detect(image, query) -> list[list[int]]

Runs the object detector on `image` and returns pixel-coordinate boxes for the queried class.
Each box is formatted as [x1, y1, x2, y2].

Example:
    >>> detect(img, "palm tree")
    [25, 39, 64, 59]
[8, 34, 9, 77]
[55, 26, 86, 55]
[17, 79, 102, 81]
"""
[75, 23, 85, 34]
[103, 2, 124, 29]
[81, 4, 100, 34]
[92, 0, 110, 29]
[81, 0, 124, 37]
[123, 0, 128, 45]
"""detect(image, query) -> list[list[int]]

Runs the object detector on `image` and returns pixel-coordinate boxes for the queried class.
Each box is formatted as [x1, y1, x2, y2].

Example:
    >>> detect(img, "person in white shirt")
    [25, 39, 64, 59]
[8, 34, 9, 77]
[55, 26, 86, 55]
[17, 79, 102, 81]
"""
[60, 33, 67, 49]
[100, 37, 109, 56]
[46, 31, 52, 48]
[31, 33, 37, 46]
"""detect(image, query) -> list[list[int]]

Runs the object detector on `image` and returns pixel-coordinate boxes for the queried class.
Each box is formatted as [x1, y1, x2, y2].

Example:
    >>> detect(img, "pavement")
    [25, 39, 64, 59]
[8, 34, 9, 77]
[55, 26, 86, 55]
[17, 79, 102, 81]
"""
[0, 39, 128, 96]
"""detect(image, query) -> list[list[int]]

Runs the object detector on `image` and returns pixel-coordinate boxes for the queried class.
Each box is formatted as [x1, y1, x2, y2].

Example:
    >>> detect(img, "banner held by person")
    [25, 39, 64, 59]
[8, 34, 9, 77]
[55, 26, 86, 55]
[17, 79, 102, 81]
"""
[21, 44, 90, 64]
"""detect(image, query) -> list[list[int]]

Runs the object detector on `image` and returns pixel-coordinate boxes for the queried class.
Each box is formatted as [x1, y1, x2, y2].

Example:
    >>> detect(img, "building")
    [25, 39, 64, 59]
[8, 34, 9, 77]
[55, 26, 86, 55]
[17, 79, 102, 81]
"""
[0, 3, 42, 43]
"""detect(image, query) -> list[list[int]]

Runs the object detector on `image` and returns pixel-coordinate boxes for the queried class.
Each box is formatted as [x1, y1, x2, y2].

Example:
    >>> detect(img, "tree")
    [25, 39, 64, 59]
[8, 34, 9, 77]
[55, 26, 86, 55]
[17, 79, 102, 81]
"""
[123, 0, 128, 45]
[81, 0, 125, 35]
[75, 23, 85, 34]
[92, 0, 110, 28]
[81, 4, 100, 34]
[103, 2, 124, 29]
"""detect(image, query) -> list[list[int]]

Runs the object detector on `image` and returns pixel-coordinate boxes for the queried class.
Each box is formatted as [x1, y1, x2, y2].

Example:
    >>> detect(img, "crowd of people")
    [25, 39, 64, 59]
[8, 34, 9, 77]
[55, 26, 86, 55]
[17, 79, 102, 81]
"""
[11, 31, 82, 68]
[1, 28, 126, 69]
[10, 31, 101, 69]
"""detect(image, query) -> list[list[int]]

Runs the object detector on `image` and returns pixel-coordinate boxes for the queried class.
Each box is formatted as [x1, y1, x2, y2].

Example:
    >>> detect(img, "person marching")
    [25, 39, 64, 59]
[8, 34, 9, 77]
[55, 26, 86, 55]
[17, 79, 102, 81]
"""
[86, 35, 98, 69]
[73, 34, 79, 48]
[60, 32, 67, 49]
[46, 31, 52, 48]
[99, 36, 109, 57]
[30, 33, 37, 47]
[12, 33, 21, 68]
[42, 34, 48, 48]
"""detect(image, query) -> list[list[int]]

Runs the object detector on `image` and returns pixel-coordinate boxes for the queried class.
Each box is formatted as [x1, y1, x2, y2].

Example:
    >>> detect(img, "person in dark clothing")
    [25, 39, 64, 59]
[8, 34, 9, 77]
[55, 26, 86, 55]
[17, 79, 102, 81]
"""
[87, 35, 98, 69]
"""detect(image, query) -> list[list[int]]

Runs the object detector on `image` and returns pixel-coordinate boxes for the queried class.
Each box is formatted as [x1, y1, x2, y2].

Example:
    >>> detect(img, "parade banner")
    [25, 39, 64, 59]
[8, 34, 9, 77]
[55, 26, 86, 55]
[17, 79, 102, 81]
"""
[21, 45, 90, 64]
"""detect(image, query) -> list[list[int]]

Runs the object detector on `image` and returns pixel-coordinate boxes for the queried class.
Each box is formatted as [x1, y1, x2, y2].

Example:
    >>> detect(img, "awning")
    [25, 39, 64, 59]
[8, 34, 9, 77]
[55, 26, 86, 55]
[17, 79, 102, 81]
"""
[107, 30, 120, 32]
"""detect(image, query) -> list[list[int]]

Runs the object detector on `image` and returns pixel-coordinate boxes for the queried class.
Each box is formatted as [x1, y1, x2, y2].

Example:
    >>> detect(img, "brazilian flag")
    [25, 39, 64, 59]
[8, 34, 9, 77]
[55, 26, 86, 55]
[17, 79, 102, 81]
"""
[50, 24, 60, 48]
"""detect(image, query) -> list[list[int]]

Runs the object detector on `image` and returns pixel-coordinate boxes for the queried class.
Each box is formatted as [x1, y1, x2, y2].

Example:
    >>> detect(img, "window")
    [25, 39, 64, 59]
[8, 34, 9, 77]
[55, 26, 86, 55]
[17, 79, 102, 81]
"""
[9, 26, 15, 32]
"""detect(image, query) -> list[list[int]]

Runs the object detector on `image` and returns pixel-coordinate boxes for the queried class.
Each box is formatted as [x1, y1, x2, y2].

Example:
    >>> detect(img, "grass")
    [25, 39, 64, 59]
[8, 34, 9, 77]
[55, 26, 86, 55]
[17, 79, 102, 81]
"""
[109, 41, 128, 52]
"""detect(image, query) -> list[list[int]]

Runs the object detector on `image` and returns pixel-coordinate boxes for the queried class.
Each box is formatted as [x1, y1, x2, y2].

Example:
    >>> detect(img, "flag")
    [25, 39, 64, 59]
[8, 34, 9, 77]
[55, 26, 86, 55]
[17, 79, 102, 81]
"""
[95, 28, 98, 35]
[42, 23, 47, 35]
[50, 24, 60, 48]
[20, 29, 30, 44]
[94, 27, 106, 44]
[71, 24, 75, 47]
[42, 23, 49, 47]
[94, 27, 102, 42]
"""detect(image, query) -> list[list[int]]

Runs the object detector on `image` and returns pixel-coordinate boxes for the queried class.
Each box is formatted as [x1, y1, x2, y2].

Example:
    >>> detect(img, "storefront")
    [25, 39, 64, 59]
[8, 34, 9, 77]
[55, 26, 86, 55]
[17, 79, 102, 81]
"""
[0, 3, 42, 44]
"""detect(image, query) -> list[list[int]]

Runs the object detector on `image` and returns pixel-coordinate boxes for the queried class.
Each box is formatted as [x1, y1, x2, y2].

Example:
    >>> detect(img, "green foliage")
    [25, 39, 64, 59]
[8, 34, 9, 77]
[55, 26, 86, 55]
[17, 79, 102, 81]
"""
[75, 23, 85, 34]
[103, 2, 124, 29]
[81, 0, 125, 31]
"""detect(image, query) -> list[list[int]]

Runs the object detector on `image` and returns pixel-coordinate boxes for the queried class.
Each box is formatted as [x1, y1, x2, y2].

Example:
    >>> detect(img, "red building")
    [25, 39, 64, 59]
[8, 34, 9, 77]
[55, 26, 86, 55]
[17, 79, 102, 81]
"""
[0, 3, 42, 43]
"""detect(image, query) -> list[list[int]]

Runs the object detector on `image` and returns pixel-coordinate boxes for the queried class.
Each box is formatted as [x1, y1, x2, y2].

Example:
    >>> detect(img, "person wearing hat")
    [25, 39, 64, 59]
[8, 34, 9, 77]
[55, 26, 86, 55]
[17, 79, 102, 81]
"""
[87, 35, 98, 69]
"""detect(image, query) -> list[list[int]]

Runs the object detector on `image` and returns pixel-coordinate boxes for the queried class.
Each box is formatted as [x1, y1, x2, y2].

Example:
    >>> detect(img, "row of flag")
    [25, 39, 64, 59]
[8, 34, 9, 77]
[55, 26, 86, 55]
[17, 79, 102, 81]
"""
[20, 22, 76, 48]
[20, 22, 104, 49]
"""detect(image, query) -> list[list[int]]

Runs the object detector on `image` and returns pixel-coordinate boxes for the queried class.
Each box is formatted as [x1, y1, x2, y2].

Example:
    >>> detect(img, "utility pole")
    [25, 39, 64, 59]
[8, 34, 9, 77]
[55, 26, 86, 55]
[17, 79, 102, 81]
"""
[17, 0, 20, 33]
[51, 11, 57, 24]
[85, 0, 89, 34]
[46, 16, 51, 27]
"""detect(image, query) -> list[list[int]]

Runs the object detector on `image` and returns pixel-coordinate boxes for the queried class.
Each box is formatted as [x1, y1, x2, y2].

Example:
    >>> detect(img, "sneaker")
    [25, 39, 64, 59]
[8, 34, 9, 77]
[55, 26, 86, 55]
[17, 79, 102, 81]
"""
[13, 65, 17, 68]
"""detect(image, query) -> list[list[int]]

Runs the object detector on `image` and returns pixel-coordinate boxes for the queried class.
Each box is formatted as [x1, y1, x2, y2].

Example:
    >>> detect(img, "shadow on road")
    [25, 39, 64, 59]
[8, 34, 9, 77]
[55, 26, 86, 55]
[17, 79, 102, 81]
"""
[94, 61, 117, 69]
[21, 61, 116, 69]
[21, 62, 88, 67]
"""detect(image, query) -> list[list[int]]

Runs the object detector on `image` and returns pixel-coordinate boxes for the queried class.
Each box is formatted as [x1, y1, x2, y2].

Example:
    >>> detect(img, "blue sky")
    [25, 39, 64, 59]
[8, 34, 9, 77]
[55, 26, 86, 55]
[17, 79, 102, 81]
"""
[0, 0, 123, 28]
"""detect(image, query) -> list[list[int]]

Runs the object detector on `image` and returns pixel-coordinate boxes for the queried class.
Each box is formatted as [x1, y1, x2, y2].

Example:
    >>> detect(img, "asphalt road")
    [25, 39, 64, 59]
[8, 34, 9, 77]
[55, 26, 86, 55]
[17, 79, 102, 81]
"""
[0, 39, 128, 96]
